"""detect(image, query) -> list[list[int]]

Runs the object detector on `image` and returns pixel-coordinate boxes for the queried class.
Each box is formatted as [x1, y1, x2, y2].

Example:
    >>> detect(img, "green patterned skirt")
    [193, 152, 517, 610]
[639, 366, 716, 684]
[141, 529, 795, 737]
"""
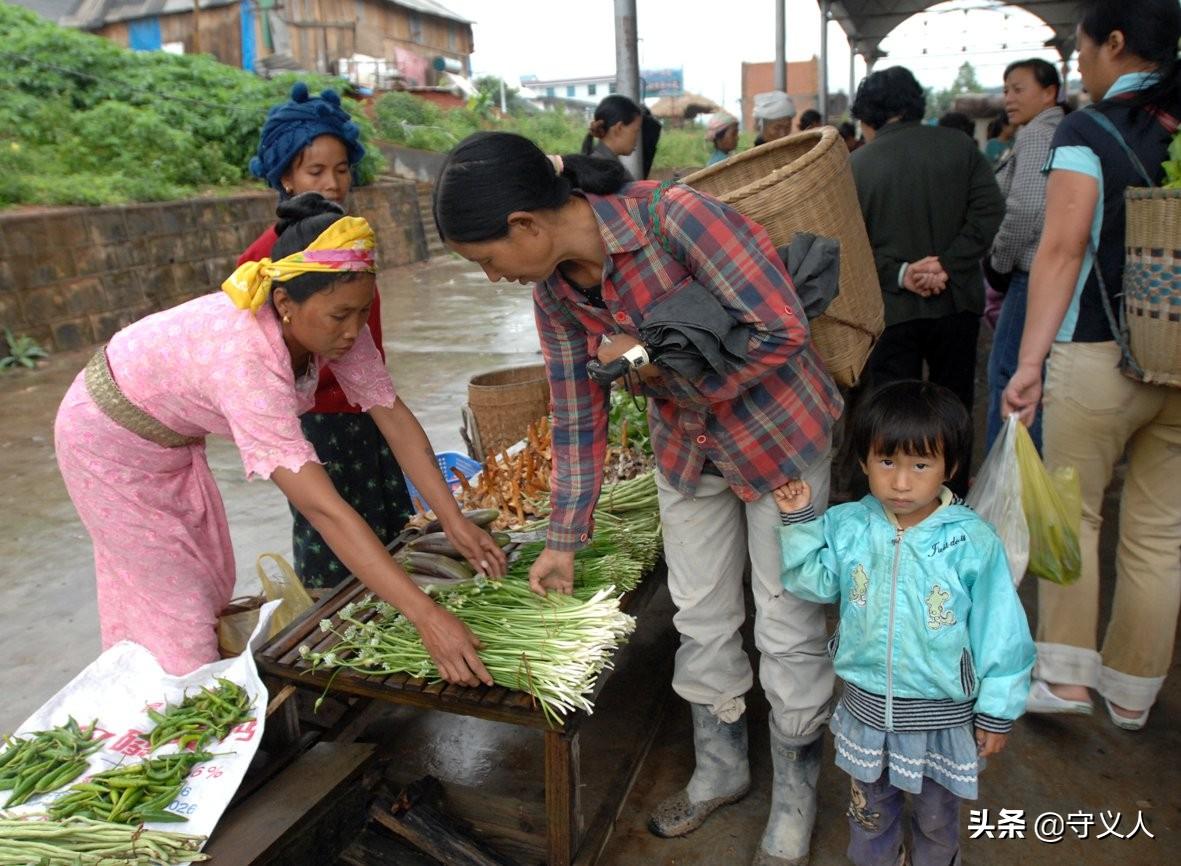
[293, 412, 414, 588]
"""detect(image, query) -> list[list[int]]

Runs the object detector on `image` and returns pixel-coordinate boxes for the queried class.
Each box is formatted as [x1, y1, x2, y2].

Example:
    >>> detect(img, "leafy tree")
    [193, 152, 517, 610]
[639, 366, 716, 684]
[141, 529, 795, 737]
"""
[927, 61, 984, 119]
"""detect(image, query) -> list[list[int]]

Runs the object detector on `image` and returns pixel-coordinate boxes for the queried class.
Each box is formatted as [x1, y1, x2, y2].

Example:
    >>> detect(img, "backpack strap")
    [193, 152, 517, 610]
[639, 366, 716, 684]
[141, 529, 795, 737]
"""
[647, 179, 680, 255]
[1074, 106, 1152, 380]
[1078, 107, 1156, 187]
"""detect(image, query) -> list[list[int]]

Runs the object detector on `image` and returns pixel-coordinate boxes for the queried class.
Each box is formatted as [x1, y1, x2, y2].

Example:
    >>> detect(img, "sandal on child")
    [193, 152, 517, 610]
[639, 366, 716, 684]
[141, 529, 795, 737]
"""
[1025, 680, 1093, 715]
[1104, 698, 1149, 731]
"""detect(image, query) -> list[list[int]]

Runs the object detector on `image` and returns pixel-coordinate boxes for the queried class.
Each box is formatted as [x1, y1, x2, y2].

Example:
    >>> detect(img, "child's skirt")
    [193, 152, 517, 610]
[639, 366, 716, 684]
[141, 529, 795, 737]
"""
[829, 701, 981, 800]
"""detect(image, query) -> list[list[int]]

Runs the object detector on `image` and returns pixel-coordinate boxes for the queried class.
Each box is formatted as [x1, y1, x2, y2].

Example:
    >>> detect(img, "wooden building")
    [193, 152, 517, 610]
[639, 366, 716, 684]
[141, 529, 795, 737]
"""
[61, 0, 473, 83]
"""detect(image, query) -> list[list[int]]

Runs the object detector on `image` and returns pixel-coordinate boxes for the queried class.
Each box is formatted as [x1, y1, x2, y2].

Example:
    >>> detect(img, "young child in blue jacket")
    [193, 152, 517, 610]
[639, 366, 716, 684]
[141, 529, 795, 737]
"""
[775, 380, 1034, 866]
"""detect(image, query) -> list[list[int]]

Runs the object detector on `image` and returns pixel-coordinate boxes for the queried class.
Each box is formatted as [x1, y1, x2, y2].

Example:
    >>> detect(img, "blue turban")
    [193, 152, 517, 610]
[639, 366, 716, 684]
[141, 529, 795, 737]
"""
[250, 82, 366, 193]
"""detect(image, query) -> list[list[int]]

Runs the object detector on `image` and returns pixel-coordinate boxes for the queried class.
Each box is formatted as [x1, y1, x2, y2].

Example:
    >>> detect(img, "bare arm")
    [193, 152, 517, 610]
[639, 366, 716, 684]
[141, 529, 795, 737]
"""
[369, 400, 506, 577]
[1001, 170, 1098, 425]
[271, 462, 493, 686]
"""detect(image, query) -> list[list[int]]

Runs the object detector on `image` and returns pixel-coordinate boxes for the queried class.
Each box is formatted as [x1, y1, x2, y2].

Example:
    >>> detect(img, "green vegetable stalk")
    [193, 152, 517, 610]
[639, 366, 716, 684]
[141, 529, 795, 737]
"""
[147, 677, 253, 752]
[0, 718, 103, 808]
[48, 751, 212, 825]
[0, 816, 208, 864]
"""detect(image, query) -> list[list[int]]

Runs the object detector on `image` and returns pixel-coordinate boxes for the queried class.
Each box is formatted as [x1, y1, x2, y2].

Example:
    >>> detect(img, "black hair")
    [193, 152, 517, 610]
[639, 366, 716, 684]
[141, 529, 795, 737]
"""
[581, 95, 643, 155]
[270, 192, 363, 303]
[1003, 57, 1062, 103]
[986, 111, 1008, 140]
[851, 380, 972, 478]
[938, 111, 975, 138]
[641, 106, 662, 180]
[851, 66, 927, 130]
[798, 109, 823, 130]
[1080, 0, 1181, 110]
[838, 121, 857, 139]
[433, 131, 629, 243]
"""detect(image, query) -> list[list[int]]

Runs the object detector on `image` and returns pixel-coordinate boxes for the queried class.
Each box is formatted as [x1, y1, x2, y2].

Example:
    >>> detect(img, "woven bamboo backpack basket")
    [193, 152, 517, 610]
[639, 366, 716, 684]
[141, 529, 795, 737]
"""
[1122, 187, 1181, 387]
[682, 127, 883, 387]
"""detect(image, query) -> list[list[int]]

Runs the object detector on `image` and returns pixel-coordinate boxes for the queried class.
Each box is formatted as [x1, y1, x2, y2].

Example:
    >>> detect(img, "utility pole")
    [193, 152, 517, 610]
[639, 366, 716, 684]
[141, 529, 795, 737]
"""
[775, 0, 786, 91]
[819, 0, 830, 120]
[192, 0, 201, 54]
[614, 0, 642, 179]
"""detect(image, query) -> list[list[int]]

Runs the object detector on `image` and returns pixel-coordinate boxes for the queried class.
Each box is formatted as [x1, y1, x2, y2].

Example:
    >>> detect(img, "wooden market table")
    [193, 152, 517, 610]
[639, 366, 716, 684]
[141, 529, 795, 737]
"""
[254, 562, 675, 866]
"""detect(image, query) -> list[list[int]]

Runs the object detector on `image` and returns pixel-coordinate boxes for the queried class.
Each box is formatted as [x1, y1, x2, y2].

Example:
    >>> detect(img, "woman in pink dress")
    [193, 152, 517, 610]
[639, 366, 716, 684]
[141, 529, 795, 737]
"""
[54, 194, 505, 682]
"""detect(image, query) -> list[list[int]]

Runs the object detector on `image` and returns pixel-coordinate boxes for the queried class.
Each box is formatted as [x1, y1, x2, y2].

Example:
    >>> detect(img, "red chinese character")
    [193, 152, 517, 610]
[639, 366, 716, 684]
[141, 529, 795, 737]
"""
[231, 720, 258, 742]
[109, 730, 152, 758]
[91, 727, 116, 743]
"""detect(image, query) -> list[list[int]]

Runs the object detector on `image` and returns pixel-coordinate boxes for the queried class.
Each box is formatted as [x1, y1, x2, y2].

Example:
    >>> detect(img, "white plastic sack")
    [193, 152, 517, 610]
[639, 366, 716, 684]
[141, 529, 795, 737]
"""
[6, 600, 280, 854]
[965, 415, 1030, 586]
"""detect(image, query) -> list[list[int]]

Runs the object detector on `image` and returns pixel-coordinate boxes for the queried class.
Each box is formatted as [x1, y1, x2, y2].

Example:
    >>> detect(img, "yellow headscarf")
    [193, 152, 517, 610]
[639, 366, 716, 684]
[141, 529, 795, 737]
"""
[222, 216, 378, 314]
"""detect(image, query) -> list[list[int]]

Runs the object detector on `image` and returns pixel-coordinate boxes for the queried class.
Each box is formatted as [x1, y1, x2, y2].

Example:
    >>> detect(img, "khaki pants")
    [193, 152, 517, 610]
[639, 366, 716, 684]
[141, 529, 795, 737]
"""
[656, 450, 834, 739]
[1035, 341, 1181, 710]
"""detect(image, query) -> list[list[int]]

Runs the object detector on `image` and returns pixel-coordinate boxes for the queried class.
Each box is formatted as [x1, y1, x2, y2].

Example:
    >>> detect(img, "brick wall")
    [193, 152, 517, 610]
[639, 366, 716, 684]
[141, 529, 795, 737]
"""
[0, 180, 428, 353]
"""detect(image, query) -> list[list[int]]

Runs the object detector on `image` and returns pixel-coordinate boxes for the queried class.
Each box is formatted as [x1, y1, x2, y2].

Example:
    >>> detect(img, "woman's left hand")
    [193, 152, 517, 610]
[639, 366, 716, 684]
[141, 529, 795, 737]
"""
[442, 517, 507, 577]
[1001, 363, 1043, 428]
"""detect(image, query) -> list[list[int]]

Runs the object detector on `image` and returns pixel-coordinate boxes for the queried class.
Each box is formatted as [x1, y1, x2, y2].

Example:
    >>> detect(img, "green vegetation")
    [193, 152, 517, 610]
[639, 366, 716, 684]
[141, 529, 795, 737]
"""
[0, 329, 48, 370]
[0, 4, 383, 207]
[374, 90, 717, 172]
[0, 4, 716, 209]
[926, 61, 985, 120]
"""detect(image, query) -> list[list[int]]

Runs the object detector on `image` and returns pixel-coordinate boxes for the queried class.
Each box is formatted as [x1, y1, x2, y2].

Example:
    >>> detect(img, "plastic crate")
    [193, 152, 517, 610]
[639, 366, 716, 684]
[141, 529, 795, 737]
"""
[404, 451, 483, 513]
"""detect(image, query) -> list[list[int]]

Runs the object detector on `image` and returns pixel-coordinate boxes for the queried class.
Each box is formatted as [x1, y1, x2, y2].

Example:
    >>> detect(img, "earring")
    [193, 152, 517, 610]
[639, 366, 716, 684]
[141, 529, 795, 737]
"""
[282, 314, 291, 325]
[284, 187, 294, 195]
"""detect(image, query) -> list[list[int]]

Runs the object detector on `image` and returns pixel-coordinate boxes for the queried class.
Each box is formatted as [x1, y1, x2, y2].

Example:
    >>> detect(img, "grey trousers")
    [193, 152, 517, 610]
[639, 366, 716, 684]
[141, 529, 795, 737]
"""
[656, 451, 835, 739]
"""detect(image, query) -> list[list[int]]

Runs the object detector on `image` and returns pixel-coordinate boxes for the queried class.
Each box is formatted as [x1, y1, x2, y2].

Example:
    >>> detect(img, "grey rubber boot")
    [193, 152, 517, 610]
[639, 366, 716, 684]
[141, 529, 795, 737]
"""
[648, 703, 751, 837]
[751, 725, 822, 866]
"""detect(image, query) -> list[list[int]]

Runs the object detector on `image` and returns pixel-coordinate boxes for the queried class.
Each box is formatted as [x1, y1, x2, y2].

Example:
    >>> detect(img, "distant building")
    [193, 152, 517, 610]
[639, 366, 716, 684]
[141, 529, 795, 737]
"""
[741, 57, 848, 129]
[57, 0, 472, 83]
[520, 68, 685, 109]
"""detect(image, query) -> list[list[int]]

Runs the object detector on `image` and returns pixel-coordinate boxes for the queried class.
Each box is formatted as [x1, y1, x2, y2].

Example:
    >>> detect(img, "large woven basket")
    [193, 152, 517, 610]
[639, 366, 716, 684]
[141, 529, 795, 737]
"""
[1123, 188, 1181, 387]
[466, 364, 551, 460]
[682, 127, 883, 387]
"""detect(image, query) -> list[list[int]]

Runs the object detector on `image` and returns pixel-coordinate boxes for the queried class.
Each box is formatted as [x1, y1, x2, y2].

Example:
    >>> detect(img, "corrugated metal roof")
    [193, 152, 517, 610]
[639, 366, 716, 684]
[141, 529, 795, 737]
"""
[391, 0, 470, 24]
[63, 0, 237, 30]
[62, 0, 470, 29]
[9, 0, 82, 23]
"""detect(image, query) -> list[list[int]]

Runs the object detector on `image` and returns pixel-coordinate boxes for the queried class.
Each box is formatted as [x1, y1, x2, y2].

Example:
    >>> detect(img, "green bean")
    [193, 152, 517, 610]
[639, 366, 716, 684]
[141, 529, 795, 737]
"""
[0, 815, 209, 863]
[0, 718, 103, 807]
[48, 751, 211, 825]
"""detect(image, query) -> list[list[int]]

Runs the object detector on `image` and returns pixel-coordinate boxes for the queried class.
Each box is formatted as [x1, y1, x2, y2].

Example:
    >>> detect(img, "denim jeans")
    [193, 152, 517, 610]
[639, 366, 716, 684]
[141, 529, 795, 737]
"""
[986, 271, 1042, 453]
[846, 773, 961, 866]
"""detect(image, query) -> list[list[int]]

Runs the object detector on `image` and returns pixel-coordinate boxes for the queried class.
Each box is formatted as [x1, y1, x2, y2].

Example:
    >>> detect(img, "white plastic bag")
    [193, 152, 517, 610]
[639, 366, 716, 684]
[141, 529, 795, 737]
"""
[966, 415, 1029, 585]
[6, 601, 281, 856]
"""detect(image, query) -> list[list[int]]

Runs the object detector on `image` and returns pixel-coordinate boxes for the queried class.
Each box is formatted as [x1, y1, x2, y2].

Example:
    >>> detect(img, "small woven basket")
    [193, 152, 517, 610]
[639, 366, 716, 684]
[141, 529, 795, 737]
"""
[682, 127, 883, 387]
[466, 364, 551, 460]
[1123, 188, 1181, 387]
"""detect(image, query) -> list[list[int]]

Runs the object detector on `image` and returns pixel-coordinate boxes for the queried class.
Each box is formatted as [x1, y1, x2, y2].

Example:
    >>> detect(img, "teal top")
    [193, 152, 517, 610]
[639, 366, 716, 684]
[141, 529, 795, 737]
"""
[779, 492, 1035, 729]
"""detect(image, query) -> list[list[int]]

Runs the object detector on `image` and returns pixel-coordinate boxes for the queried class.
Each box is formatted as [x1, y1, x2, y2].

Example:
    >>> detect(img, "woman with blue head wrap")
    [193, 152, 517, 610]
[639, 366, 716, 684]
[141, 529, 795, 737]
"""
[240, 83, 417, 588]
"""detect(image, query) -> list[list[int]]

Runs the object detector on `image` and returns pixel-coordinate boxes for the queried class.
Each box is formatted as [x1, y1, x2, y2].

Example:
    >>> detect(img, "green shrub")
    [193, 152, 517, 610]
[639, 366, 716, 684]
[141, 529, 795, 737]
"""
[0, 4, 385, 206]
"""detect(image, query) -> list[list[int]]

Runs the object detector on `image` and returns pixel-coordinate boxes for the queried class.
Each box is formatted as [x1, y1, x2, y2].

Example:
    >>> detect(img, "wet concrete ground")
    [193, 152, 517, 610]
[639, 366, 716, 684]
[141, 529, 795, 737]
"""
[1, 255, 1176, 864]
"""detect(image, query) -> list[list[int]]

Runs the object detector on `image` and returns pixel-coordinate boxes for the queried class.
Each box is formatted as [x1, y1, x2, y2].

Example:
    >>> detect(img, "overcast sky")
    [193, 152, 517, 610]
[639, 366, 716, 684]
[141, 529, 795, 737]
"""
[443, 0, 1069, 116]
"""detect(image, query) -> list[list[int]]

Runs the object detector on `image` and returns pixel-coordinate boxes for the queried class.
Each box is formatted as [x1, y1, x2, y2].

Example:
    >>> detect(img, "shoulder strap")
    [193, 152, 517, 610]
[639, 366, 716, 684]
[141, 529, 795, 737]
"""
[1078, 107, 1156, 187]
[647, 179, 680, 255]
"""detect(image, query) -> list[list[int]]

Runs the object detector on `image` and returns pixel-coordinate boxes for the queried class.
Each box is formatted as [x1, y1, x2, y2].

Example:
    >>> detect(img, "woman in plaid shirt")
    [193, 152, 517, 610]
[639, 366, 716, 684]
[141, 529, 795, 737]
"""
[434, 132, 842, 866]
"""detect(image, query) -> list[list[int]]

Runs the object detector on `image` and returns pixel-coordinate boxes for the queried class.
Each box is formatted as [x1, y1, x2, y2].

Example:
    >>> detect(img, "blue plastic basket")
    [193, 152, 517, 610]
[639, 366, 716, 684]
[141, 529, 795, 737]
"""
[404, 451, 483, 513]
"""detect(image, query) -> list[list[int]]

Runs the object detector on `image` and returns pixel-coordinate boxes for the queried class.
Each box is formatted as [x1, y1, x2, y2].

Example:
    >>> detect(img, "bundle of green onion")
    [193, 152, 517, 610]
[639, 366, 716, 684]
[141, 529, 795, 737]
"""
[301, 581, 635, 726]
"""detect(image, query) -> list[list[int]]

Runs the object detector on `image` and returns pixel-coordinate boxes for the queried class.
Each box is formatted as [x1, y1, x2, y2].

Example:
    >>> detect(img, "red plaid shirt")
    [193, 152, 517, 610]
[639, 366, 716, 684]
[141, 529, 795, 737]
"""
[537, 181, 842, 550]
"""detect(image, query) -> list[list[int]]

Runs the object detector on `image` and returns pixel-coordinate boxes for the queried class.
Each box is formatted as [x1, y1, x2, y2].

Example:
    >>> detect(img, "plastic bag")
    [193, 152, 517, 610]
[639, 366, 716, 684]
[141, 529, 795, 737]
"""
[1014, 422, 1083, 585]
[965, 415, 1029, 585]
[217, 553, 314, 656]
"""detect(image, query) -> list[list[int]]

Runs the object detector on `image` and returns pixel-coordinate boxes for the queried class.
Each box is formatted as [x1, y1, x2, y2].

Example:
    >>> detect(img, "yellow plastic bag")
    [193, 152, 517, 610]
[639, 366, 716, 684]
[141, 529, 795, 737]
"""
[1014, 423, 1082, 585]
[217, 553, 315, 656]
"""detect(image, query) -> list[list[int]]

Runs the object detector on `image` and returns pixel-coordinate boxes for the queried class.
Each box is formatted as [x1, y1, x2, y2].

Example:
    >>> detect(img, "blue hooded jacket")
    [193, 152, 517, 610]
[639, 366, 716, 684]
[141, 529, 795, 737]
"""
[780, 491, 1034, 730]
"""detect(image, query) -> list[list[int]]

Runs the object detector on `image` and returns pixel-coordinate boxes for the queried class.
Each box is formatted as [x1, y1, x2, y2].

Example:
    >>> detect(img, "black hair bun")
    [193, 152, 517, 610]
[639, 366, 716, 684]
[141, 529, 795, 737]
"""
[275, 192, 345, 234]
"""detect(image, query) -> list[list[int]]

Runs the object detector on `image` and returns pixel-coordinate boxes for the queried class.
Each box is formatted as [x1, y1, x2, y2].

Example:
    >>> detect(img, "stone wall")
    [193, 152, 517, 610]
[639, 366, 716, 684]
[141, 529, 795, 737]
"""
[0, 180, 428, 353]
